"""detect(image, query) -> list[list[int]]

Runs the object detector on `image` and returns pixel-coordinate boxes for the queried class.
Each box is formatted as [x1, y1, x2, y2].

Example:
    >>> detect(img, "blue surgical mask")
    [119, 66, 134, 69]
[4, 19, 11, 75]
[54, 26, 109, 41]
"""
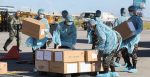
[67, 22, 73, 26]
[39, 14, 44, 19]
[121, 13, 126, 16]
[129, 12, 134, 16]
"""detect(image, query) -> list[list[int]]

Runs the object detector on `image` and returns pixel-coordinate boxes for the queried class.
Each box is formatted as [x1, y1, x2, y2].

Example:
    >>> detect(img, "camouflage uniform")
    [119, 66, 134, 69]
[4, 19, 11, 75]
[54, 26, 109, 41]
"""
[3, 16, 22, 50]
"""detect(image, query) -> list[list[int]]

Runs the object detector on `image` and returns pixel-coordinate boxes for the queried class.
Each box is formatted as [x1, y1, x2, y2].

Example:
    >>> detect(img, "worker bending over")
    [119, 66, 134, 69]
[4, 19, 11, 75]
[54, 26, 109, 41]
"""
[53, 15, 77, 49]
[89, 19, 122, 77]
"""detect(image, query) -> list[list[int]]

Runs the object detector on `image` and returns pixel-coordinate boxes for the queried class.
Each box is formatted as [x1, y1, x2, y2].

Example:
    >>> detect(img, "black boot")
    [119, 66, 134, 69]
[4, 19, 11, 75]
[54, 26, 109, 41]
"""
[3, 46, 7, 51]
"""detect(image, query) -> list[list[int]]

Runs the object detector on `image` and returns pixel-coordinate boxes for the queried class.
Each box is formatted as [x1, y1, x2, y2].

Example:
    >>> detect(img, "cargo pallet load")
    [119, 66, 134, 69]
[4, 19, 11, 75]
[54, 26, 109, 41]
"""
[35, 49, 103, 77]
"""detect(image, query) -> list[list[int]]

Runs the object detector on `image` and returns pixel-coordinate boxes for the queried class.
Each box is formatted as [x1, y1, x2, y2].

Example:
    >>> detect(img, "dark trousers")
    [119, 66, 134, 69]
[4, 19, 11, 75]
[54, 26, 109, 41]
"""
[4, 32, 21, 49]
[115, 49, 126, 64]
[121, 45, 138, 69]
[91, 31, 98, 49]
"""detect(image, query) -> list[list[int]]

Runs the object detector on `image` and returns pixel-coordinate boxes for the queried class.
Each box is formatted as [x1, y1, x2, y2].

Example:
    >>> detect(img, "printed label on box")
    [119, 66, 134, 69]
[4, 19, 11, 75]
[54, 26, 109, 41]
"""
[44, 51, 52, 61]
[92, 52, 98, 59]
[79, 62, 91, 72]
[128, 22, 136, 32]
[40, 29, 45, 35]
[66, 63, 78, 73]
[36, 51, 44, 60]
[55, 52, 63, 61]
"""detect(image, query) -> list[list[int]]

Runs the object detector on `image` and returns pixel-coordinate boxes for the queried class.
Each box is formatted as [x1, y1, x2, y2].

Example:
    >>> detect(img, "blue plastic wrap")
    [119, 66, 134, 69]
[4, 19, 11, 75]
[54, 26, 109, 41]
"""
[95, 20, 120, 54]
[26, 37, 48, 50]
[52, 30, 61, 45]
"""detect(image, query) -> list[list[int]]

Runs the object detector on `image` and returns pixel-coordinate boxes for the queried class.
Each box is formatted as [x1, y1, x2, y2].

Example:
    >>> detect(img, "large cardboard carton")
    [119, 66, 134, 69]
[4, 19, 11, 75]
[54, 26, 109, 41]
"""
[22, 18, 46, 39]
[0, 62, 7, 74]
[78, 62, 92, 72]
[54, 50, 84, 62]
[85, 50, 98, 62]
[35, 60, 49, 72]
[114, 21, 136, 40]
[50, 62, 78, 74]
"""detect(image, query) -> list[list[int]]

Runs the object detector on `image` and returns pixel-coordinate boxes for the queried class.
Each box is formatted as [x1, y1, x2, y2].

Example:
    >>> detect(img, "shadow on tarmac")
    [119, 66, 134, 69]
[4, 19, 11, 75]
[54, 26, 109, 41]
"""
[138, 50, 150, 57]
[139, 41, 150, 48]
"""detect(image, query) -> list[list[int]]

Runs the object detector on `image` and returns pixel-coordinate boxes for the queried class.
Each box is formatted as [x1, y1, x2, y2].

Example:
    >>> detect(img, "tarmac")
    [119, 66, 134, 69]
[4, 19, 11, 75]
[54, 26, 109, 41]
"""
[0, 29, 150, 77]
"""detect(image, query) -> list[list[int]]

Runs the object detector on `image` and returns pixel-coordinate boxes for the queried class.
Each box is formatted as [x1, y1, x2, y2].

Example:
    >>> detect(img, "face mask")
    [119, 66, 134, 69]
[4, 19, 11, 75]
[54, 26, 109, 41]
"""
[67, 22, 73, 26]
[39, 14, 44, 19]
[121, 12, 126, 16]
[129, 12, 134, 16]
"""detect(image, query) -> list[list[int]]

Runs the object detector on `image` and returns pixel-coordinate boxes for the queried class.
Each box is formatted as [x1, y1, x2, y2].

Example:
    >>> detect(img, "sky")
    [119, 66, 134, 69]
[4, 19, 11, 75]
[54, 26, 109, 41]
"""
[0, 0, 150, 18]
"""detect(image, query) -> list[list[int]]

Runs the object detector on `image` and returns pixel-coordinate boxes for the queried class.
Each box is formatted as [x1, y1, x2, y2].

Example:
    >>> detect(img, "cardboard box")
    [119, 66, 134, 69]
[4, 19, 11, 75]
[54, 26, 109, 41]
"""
[50, 62, 78, 74]
[54, 50, 84, 62]
[85, 50, 98, 62]
[22, 18, 46, 39]
[114, 21, 136, 40]
[0, 62, 7, 74]
[36, 50, 44, 60]
[35, 60, 49, 72]
[78, 62, 92, 72]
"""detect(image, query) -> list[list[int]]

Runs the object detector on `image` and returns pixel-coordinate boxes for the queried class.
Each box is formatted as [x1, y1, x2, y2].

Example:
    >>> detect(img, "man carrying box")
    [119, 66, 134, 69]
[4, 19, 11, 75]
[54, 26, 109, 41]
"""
[26, 9, 50, 64]
[121, 5, 143, 73]
[89, 19, 122, 77]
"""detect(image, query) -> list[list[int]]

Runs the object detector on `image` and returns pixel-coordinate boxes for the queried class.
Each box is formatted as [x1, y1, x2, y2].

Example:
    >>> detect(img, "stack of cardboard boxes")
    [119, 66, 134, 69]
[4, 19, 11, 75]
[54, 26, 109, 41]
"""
[35, 49, 103, 74]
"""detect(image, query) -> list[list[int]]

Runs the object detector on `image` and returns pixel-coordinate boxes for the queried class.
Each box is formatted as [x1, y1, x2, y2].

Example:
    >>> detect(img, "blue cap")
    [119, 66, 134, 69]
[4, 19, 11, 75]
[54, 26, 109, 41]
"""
[128, 5, 138, 12]
[38, 9, 44, 14]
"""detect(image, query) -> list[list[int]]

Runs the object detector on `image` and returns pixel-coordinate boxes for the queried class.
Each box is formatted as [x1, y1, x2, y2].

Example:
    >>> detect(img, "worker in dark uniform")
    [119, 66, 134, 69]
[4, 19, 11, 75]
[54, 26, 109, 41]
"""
[3, 11, 22, 51]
